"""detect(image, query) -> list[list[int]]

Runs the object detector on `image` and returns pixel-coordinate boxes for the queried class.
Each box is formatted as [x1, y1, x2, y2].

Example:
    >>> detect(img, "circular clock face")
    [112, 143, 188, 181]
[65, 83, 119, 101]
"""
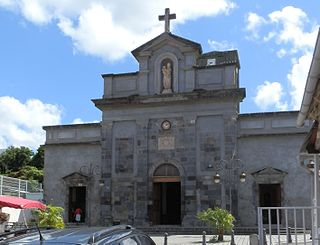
[161, 120, 171, 130]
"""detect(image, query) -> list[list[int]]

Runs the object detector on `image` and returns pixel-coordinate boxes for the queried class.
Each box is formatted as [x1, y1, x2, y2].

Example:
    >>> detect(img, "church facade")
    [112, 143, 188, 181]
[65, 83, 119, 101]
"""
[43, 11, 312, 227]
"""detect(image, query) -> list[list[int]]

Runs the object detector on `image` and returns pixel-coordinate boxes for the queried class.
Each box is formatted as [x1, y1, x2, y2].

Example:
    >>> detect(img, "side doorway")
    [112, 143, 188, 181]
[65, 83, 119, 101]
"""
[259, 184, 281, 224]
[68, 186, 86, 223]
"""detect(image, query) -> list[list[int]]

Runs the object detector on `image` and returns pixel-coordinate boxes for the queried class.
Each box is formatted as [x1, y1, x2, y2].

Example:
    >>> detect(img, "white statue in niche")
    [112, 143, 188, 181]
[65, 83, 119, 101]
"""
[162, 62, 172, 94]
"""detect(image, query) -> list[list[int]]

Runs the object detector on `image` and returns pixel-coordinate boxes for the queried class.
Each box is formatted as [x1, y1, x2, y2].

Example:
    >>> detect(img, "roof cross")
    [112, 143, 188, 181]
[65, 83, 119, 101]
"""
[158, 8, 176, 33]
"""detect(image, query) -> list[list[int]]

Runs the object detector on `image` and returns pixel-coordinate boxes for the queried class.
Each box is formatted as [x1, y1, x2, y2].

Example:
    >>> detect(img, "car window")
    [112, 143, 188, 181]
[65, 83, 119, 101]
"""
[119, 236, 138, 245]
[136, 235, 155, 245]
[97, 231, 132, 245]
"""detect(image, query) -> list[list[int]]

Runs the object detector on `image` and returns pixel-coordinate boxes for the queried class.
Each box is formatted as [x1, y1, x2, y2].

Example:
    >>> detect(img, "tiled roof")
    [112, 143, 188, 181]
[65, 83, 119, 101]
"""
[197, 50, 240, 68]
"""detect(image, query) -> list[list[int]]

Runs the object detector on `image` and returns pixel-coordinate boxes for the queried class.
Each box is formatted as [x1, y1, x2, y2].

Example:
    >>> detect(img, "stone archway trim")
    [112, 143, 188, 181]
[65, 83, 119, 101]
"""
[153, 176, 180, 182]
[148, 159, 185, 179]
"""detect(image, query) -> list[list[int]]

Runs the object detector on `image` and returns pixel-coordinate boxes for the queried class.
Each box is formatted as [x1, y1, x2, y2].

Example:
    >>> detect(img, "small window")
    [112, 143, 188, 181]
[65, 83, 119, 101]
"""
[207, 58, 216, 66]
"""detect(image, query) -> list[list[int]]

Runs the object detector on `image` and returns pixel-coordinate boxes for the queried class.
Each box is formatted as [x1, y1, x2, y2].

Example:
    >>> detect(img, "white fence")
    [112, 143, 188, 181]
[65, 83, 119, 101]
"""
[257, 206, 319, 245]
[0, 175, 42, 198]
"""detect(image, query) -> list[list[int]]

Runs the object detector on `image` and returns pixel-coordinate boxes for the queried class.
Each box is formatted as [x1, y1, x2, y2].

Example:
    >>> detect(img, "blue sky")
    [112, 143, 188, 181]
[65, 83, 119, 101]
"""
[0, 0, 319, 149]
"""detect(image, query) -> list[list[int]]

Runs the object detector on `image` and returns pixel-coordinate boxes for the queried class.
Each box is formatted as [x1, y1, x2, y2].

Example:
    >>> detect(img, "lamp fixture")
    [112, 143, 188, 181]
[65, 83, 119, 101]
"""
[307, 161, 315, 169]
[211, 158, 246, 214]
[99, 179, 105, 187]
[213, 173, 221, 184]
[239, 172, 246, 183]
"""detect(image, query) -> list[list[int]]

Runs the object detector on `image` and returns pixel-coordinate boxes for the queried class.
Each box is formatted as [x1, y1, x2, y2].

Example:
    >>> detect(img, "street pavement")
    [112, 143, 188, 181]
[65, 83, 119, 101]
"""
[150, 234, 249, 245]
[150, 233, 313, 245]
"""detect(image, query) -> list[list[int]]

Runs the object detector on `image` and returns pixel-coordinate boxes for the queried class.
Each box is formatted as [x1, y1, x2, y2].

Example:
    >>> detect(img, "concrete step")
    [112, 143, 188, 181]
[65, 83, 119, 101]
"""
[65, 223, 87, 228]
[137, 226, 259, 235]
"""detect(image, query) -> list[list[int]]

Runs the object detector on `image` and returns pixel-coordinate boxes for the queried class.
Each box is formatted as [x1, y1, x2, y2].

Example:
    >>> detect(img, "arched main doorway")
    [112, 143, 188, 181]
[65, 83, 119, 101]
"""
[152, 164, 181, 225]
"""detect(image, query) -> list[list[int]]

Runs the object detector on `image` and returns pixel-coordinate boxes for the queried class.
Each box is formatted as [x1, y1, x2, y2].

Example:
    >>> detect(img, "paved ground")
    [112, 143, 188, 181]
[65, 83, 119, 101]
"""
[151, 234, 249, 245]
[150, 234, 313, 245]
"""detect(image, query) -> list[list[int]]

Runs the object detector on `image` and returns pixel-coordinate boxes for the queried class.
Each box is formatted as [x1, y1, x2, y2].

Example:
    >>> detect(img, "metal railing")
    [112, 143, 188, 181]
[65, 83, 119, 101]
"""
[257, 206, 317, 245]
[0, 175, 42, 198]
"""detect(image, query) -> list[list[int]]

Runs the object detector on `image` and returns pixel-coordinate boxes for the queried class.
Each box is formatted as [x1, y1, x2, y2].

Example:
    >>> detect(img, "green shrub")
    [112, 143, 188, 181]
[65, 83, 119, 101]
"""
[197, 207, 235, 241]
[33, 205, 65, 229]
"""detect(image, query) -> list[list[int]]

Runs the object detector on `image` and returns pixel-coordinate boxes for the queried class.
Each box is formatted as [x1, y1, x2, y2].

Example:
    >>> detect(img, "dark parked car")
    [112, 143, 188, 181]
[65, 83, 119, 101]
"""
[0, 225, 156, 245]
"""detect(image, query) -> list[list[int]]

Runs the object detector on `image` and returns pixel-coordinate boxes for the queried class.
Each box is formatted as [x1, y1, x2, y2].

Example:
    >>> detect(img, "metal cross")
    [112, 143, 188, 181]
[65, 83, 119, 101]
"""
[158, 8, 176, 33]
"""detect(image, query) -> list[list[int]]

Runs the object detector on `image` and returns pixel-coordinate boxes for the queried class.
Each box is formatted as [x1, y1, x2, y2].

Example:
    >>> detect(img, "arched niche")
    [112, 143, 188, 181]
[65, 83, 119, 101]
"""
[154, 52, 179, 94]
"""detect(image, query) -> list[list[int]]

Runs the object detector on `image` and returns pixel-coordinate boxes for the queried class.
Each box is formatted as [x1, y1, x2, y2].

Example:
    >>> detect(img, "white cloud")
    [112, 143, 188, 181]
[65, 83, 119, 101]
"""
[0, 0, 236, 62]
[267, 6, 317, 54]
[0, 96, 62, 149]
[246, 6, 319, 111]
[19, 0, 51, 25]
[276, 48, 287, 58]
[0, 0, 14, 9]
[244, 12, 267, 40]
[245, 6, 318, 52]
[72, 118, 84, 124]
[208, 39, 235, 51]
[287, 52, 313, 109]
[57, 4, 164, 62]
[253, 81, 288, 111]
[169, 0, 236, 22]
[71, 118, 99, 124]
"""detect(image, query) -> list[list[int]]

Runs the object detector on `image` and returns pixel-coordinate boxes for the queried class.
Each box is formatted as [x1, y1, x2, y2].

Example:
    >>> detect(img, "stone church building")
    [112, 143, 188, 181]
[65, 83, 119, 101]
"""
[43, 10, 312, 227]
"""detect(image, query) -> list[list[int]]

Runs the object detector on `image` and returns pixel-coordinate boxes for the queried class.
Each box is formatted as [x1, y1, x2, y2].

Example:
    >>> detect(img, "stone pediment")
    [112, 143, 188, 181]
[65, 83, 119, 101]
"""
[63, 172, 89, 186]
[251, 167, 287, 184]
[131, 32, 202, 59]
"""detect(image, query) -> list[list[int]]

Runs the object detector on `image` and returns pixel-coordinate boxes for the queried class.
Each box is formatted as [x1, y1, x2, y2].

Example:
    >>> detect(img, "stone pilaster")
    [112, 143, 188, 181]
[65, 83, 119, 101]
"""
[134, 119, 150, 225]
[100, 121, 113, 225]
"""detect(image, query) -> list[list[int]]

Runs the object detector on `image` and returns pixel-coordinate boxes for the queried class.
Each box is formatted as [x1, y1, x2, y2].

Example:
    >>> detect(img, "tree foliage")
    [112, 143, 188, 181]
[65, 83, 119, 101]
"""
[0, 146, 33, 173]
[30, 145, 44, 169]
[33, 205, 65, 229]
[0, 146, 44, 182]
[8, 166, 43, 183]
[197, 207, 235, 241]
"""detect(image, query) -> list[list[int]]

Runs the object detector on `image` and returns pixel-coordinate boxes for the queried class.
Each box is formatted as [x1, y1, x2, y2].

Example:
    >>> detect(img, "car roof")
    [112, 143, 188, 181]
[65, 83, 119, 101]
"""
[1, 225, 137, 244]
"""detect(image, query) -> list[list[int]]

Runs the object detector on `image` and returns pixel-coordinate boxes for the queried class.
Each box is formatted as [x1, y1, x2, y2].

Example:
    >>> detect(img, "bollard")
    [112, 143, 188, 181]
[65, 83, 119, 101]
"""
[202, 231, 206, 245]
[263, 228, 267, 245]
[230, 229, 236, 245]
[287, 227, 292, 243]
[164, 232, 168, 245]
[249, 234, 259, 245]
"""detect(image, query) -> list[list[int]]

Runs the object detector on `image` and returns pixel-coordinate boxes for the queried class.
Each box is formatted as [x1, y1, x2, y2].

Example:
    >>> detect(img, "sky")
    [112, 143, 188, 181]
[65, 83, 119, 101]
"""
[0, 0, 319, 149]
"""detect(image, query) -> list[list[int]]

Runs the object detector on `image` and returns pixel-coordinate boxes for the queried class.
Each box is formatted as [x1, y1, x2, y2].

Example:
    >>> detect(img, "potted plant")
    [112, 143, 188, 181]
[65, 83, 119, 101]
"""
[197, 207, 235, 241]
